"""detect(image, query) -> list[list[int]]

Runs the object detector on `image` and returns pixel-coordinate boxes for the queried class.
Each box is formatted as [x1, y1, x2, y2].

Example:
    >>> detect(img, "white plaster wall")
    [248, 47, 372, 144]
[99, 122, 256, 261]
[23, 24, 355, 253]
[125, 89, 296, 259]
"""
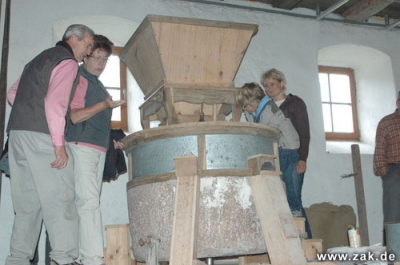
[0, 0, 398, 263]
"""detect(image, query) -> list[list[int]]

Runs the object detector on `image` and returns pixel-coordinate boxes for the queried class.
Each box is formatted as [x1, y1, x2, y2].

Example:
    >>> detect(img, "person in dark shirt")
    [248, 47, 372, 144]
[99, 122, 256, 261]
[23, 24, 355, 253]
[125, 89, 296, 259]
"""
[261, 68, 312, 238]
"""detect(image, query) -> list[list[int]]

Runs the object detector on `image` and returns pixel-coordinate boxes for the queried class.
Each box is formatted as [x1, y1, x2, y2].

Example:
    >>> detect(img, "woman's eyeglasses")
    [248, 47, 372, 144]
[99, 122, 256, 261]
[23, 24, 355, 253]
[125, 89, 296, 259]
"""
[88, 56, 109, 64]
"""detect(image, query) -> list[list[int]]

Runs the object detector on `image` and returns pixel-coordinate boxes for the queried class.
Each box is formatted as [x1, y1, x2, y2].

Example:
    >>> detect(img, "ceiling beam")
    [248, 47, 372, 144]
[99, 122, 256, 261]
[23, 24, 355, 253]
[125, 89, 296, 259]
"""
[317, 0, 350, 20]
[271, 0, 302, 10]
[342, 0, 395, 21]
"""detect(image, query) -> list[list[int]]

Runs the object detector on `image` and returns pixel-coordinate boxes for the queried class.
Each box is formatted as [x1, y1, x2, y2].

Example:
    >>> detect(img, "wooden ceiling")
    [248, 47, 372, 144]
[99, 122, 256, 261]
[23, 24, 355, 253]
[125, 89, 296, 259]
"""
[181, 0, 400, 29]
[244, 0, 400, 23]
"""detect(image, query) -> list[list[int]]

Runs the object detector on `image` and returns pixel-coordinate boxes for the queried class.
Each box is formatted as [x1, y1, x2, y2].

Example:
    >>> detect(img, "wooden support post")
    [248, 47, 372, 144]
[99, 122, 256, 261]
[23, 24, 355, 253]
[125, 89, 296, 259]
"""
[250, 171, 307, 265]
[164, 86, 178, 125]
[170, 155, 202, 265]
[212, 104, 217, 121]
[351, 144, 369, 246]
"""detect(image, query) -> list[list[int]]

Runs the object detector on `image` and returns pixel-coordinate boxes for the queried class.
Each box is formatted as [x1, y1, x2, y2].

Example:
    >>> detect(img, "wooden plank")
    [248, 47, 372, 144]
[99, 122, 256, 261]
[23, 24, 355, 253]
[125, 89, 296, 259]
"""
[172, 85, 239, 105]
[251, 172, 307, 265]
[351, 144, 369, 246]
[170, 155, 200, 265]
[119, 21, 165, 97]
[154, 22, 256, 86]
[342, 0, 395, 21]
[238, 254, 270, 265]
[126, 168, 255, 189]
[104, 224, 131, 265]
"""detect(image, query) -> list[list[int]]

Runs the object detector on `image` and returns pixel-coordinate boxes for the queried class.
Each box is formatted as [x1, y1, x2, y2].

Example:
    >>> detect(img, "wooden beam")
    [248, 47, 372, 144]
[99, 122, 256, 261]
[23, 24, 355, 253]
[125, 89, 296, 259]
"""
[250, 172, 307, 265]
[170, 155, 201, 265]
[271, 0, 302, 9]
[342, 0, 395, 21]
[351, 144, 370, 246]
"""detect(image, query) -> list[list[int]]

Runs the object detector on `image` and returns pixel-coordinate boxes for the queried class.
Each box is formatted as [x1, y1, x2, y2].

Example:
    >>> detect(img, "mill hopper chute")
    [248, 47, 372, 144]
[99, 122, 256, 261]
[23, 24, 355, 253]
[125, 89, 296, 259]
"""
[119, 14, 258, 128]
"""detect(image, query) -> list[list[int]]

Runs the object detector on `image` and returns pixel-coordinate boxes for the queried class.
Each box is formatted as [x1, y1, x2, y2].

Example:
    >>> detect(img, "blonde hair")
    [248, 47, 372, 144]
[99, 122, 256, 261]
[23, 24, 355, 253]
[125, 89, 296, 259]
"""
[261, 68, 287, 92]
[236, 82, 265, 107]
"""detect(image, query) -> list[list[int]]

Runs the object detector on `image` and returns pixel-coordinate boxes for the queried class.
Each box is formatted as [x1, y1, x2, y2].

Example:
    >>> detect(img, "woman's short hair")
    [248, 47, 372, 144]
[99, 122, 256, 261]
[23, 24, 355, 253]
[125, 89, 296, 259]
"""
[260, 68, 287, 92]
[92, 34, 114, 56]
[236, 82, 265, 107]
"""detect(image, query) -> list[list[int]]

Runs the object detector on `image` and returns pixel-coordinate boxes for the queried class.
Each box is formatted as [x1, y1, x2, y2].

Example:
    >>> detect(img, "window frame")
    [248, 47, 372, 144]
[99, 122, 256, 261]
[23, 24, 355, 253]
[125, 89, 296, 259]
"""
[107, 47, 128, 131]
[318, 66, 360, 141]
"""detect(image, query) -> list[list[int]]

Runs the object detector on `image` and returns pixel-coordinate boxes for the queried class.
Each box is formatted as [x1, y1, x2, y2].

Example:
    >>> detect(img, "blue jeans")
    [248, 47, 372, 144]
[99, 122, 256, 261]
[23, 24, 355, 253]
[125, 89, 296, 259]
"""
[279, 147, 313, 238]
[293, 169, 312, 238]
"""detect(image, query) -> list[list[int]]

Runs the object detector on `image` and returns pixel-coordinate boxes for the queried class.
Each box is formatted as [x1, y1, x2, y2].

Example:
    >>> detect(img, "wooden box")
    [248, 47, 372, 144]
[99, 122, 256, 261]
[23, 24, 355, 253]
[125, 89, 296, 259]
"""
[104, 224, 132, 265]
[119, 15, 258, 128]
[302, 239, 323, 261]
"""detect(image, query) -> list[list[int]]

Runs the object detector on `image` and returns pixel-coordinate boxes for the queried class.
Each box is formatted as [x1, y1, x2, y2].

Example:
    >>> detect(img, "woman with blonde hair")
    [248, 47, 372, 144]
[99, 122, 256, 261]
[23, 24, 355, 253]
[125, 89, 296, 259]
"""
[237, 82, 302, 233]
[261, 68, 312, 238]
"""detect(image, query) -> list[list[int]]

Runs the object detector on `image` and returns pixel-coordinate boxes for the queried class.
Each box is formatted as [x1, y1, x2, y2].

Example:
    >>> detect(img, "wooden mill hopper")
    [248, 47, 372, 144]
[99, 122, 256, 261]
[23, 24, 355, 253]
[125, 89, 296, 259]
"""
[119, 14, 258, 128]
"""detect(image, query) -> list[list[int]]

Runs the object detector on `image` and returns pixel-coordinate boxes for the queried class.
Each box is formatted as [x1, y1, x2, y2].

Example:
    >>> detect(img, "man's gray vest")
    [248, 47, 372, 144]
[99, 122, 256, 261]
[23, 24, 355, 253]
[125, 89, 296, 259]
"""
[7, 44, 79, 135]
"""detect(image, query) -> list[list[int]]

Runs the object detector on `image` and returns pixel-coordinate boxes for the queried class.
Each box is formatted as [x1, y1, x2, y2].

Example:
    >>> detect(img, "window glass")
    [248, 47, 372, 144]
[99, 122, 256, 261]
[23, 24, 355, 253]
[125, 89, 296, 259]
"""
[318, 66, 359, 140]
[331, 104, 353, 133]
[330, 74, 351, 103]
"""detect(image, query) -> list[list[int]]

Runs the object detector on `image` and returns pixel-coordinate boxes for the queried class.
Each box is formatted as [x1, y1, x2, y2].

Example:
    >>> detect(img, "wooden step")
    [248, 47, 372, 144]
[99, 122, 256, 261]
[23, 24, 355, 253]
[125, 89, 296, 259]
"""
[302, 239, 323, 261]
[293, 217, 307, 239]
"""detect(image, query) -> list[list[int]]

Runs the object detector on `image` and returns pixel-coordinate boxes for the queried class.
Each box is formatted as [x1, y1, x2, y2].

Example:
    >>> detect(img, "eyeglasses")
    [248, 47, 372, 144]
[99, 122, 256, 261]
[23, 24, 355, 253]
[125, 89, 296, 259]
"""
[81, 39, 93, 50]
[88, 55, 109, 64]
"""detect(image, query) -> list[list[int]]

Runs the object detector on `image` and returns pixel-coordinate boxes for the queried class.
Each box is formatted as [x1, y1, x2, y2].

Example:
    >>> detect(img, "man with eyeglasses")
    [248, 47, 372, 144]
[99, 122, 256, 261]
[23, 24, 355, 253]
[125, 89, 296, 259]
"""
[5, 24, 95, 265]
[66, 34, 125, 265]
